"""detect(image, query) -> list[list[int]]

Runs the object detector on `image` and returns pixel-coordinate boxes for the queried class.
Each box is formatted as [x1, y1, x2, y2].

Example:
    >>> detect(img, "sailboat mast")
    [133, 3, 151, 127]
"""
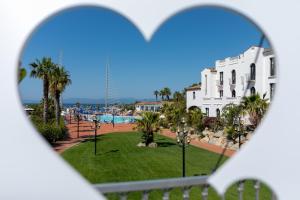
[105, 58, 109, 113]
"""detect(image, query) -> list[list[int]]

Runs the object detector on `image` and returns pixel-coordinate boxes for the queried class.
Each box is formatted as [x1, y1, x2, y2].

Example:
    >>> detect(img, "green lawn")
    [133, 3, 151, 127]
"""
[62, 132, 272, 200]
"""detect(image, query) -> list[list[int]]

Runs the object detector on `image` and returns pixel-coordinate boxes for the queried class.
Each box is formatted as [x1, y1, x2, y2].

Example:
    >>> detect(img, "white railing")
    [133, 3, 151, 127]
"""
[94, 176, 277, 200]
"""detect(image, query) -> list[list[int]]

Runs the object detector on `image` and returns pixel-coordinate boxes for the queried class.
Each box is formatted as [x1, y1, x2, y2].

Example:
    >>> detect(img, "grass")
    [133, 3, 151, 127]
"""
[62, 132, 272, 200]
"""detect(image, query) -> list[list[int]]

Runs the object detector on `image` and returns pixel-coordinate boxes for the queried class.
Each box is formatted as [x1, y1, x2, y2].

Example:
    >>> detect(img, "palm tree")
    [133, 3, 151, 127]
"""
[49, 65, 72, 126]
[154, 90, 159, 101]
[135, 112, 160, 145]
[240, 93, 268, 127]
[173, 91, 182, 102]
[30, 57, 55, 123]
[159, 89, 165, 101]
[163, 87, 171, 101]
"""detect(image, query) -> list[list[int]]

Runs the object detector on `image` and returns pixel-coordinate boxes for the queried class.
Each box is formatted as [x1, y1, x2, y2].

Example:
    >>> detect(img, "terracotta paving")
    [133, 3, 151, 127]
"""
[160, 129, 235, 157]
[54, 116, 235, 157]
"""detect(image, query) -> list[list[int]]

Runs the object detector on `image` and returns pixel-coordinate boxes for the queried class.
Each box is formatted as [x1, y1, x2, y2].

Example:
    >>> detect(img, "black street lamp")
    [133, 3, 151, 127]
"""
[91, 115, 101, 155]
[176, 117, 191, 177]
[76, 113, 81, 138]
[233, 116, 243, 149]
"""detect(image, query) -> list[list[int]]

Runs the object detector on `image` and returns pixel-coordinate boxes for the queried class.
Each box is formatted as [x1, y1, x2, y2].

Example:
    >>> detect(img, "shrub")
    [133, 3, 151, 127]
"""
[203, 117, 218, 130]
[31, 116, 68, 144]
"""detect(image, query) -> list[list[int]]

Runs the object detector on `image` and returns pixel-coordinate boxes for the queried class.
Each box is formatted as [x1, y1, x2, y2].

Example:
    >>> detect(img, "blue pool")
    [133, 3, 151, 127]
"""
[97, 114, 138, 124]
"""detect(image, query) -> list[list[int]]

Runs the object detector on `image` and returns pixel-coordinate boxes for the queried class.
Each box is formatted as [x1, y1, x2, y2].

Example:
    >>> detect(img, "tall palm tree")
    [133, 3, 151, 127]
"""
[30, 57, 55, 123]
[154, 90, 159, 101]
[159, 89, 165, 101]
[240, 93, 268, 127]
[163, 87, 171, 100]
[49, 65, 72, 126]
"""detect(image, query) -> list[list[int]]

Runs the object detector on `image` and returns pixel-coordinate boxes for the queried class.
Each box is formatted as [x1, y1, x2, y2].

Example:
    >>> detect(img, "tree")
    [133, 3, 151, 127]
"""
[163, 87, 171, 100]
[30, 57, 55, 123]
[240, 93, 268, 128]
[221, 103, 244, 127]
[221, 103, 245, 143]
[135, 112, 160, 145]
[173, 91, 183, 102]
[154, 90, 159, 101]
[186, 108, 204, 134]
[159, 89, 165, 101]
[49, 65, 72, 127]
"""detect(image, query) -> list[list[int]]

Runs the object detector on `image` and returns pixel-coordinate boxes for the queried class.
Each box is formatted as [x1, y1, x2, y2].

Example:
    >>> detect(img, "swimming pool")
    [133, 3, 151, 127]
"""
[97, 114, 138, 124]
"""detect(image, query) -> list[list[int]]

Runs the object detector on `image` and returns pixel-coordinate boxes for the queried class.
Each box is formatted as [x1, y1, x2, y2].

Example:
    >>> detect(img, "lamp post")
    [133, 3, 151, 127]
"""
[233, 116, 243, 149]
[91, 115, 101, 155]
[176, 117, 190, 177]
[76, 113, 81, 138]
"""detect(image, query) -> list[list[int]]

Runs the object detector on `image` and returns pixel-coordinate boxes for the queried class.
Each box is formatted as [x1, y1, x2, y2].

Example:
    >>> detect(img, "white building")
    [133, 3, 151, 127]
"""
[186, 46, 276, 117]
[135, 101, 162, 112]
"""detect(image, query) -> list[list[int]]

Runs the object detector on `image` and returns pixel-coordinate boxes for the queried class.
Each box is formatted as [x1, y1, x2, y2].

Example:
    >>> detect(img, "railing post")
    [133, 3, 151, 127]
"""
[182, 187, 190, 200]
[162, 189, 170, 200]
[119, 192, 128, 200]
[142, 190, 149, 200]
[253, 180, 260, 200]
[237, 180, 244, 200]
[201, 184, 209, 200]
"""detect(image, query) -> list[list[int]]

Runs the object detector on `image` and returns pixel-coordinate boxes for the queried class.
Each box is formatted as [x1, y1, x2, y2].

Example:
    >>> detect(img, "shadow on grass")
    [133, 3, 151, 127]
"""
[156, 141, 177, 147]
[105, 149, 120, 154]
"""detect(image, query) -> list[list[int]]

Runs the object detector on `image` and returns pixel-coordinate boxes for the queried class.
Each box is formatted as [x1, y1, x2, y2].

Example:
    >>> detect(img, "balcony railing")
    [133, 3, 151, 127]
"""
[94, 176, 277, 200]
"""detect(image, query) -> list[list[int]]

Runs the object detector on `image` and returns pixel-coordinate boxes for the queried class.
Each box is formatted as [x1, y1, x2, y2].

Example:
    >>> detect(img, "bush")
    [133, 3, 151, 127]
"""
[203, 117, 217, 130]
[31, 116, 68, 144]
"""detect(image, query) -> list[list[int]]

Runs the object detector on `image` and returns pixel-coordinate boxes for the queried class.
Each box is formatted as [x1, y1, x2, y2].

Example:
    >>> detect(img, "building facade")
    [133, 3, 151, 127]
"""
[186, 46, 276, 117]
[135, 101, 162, 112]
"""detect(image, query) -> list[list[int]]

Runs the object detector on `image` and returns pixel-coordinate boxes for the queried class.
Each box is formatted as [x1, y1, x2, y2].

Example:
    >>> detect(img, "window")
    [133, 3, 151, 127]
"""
[232, 70, 236, 84]
[270, 83, 275, 101]
[141, 106, 144, 110]
[270, 57, 276, 76]
[220, 72, 224, 85]
[205, 108, 209, 117]
[250, 63, 256, 80]
[219, 90, 223, 98]
[193, 91, 196, 99]
[250, 87, 256, 95]
[216, 109, 220, 118]
[232, 90, 236, 98]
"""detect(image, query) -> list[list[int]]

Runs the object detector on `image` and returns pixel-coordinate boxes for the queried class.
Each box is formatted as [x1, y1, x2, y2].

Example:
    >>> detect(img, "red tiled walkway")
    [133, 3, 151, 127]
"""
[160, 129, 235, 157]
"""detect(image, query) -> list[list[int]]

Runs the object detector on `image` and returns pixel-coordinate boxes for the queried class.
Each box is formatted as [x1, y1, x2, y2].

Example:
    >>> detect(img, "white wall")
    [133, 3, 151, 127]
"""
[187, 46, 277, 117]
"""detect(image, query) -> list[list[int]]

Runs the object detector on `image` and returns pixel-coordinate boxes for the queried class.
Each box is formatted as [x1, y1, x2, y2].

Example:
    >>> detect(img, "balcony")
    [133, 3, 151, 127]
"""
[246, 74, 256, 83]
[216, 80, 223, 90]
[228, 78, 236, 91]
[94, 176, 277, 200]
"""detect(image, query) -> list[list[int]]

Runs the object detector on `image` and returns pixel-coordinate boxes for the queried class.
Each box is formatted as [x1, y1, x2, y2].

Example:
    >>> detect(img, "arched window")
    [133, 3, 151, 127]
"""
[250, 87, 256, 95]
[216, 108, 220, 118]
[250, 63, 256, 80]
[232, 90, 236, 98]
[232, 70, 236, 84]
[193, 91, 196, 99]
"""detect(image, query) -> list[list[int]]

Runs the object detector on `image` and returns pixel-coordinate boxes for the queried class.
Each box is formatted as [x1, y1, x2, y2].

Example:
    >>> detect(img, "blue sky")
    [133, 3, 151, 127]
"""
[19, 6, 269, 101]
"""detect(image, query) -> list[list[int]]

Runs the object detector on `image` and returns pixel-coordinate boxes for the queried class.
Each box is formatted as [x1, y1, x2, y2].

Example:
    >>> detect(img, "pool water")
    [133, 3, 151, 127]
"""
[97, 114, 138, 124]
